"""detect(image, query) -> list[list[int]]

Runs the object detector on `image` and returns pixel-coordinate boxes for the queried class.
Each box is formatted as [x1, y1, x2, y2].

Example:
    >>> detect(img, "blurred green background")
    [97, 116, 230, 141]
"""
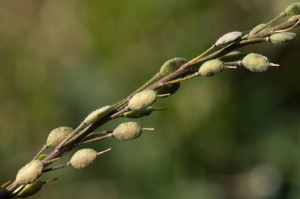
[1, 0, 300, 199]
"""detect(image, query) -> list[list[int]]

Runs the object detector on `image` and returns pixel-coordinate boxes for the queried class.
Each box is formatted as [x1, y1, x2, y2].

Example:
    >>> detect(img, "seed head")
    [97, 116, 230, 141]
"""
[242, 53, 275, 72]
[128, 90, 157, 111]
[269, 32, 297, 45]
[15, 160, 44, 185]
[112, 122, 143, 141]
[249, 23, 271, 35]
[15, 180, 43, 198]
[215, 31, 242, 46]
[219, 51, 246, 62]
[199, 59, 224, 77]
[160, 57, 188, 76]
[285, 3, 300, 16]
[46, 127, 73, 147]
[83, 106, 112, 125]
[70, 149, 98, 169]
[155, 83, 180, 97]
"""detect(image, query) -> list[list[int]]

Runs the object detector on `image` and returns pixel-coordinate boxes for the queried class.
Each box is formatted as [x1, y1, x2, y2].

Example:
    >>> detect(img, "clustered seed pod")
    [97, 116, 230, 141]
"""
[46, 127, 73, 147]
[128, 90, 157, 110]
[15, 160, 44, 185]
[249, 23, 271, 35]
[242, 53, 275, 72]
[155, 83, 180, 97]
[219, 51, 246, 62]
[160, 57, 188, 76]
[215, 31, 243, 46]
[15, 180, 43, 198]
[70, 148, 98, 169]
[199, 59, 224, 77]
[285, 2, 300, 16]
[269, 32, 297, 45]
[112, 122, 142, 141]
[83, 106, 112, 125]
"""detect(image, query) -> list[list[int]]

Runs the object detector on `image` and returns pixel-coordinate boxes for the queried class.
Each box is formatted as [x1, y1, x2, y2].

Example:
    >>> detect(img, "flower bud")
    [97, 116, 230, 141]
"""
[215, 31, 242, 46]
[83, 106, 112, 125]
[46, 127, 73, 147]
[285, 3, 300, 16]
[155, 83, 180, 97]
[199, 59, 224, 77]
[15, 160, 44, 185]
[242, 53, 277, 72]
[113, 122, 142, 141]
[15, 180, 43, 198]
[128, 90, 157, 111]
[269, 32, 297, 45]
[219, 51, 246, 62]
[70, 149, 98, 169]
[160, 57, 188, 76]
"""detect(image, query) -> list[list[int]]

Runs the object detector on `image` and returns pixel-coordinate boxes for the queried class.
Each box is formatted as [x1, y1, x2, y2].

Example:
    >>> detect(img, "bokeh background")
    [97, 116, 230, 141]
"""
[1, 0, 300, 199]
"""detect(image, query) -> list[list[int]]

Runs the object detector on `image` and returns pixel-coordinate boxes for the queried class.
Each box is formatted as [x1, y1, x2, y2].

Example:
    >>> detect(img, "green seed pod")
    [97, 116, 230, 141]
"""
[249, 23, 271, 35]
[128, 90, 157, 111]
[70, 149, 98, 169]
[83, 106, 112, 125]
[288, 15, 300, 22]
[113, 122, 142, 141]
[36, 154, 47, 161]
[285, 2, 300, 16]
[160, 57, 188, 76]
[199, 59, 224, 77]
[46, 127, 73, 147]
[242, 53, 271, 72]
[155, 83, 180, 97]
[269, 32, 297, 45]
[15, 180, 43, 198]
[215, 31, 242, 46]
[219, 51, 246, 62]
[15, 160, 44, 185]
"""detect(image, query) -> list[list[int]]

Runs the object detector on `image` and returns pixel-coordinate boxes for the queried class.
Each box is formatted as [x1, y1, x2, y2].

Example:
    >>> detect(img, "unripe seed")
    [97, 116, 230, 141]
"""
[15, 180, 43, 198]
[269, 32, 297, 45]
[128, 90, 157, 110]
[242, 53, 273, 72]
[215, 31, 242, 46]
[285, 3, 300, 16]
[46, 127, 73, 147]
[124, 107, 154, 118]
[36, 154, 47, 161]
[155, 83, 180, 97]
[15, 160, 44, 185]
[160, 57, 188, 76]
[83, 106, 112, 125]
[70, 149, 98, 169]
[249, 23, 271, 35]
[219, 51, 246, 62]
[113, 122, 142, 141]
[199, 59, 224, 77]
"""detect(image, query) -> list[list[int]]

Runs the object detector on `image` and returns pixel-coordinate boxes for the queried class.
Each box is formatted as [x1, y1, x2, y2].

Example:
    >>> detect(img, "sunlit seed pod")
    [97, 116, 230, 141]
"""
[155, 83, 180, 97]
[287, 15, 300, 22]
[15, 160, 44, 185]
[160, 57, 188, 76]
[83, 106, 112, 125]
[199, 59, 224, 77]
[285, 2, 300, 16]
[36, 154, 47, 161]
[46, 127, 73, 147]
[249, 23, 271, 35]
[70, 149, 98, 169]
[15, 180, 43, 198]
[128, 90, 157, 111]
[215, 31, 242, 46]
[219, 51, 246, 62]
[269, 32, 297, 45]
[242, 53, 271, 72]
[112, 122, 142, 141]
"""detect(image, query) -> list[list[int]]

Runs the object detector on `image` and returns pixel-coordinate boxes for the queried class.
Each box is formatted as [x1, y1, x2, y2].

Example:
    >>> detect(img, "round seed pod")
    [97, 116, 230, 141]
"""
[249, 23, 271, 35]
[70, 149, 98, 169]
[269, 32, 297, 45]
[112, 122, 142, 141]
[83, 106, 112, 125]
[155, 83, 180, 97]
[199, 59, 224, 77]
[15, 160, 44, 185]
[46, 127, 73, 147]
[160, 57, 188, 76]
[15, 180, 43, 198]
[219, 51, 246, 62]
[242, 53, 270, 72]
[285, 2, 300, 16]
[215, 31, 242, 46]
[128, 90, 157, 111]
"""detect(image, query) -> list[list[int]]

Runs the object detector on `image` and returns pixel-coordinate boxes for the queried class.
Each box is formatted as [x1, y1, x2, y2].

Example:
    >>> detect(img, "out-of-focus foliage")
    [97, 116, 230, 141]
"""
[1, 0, 300, 199]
